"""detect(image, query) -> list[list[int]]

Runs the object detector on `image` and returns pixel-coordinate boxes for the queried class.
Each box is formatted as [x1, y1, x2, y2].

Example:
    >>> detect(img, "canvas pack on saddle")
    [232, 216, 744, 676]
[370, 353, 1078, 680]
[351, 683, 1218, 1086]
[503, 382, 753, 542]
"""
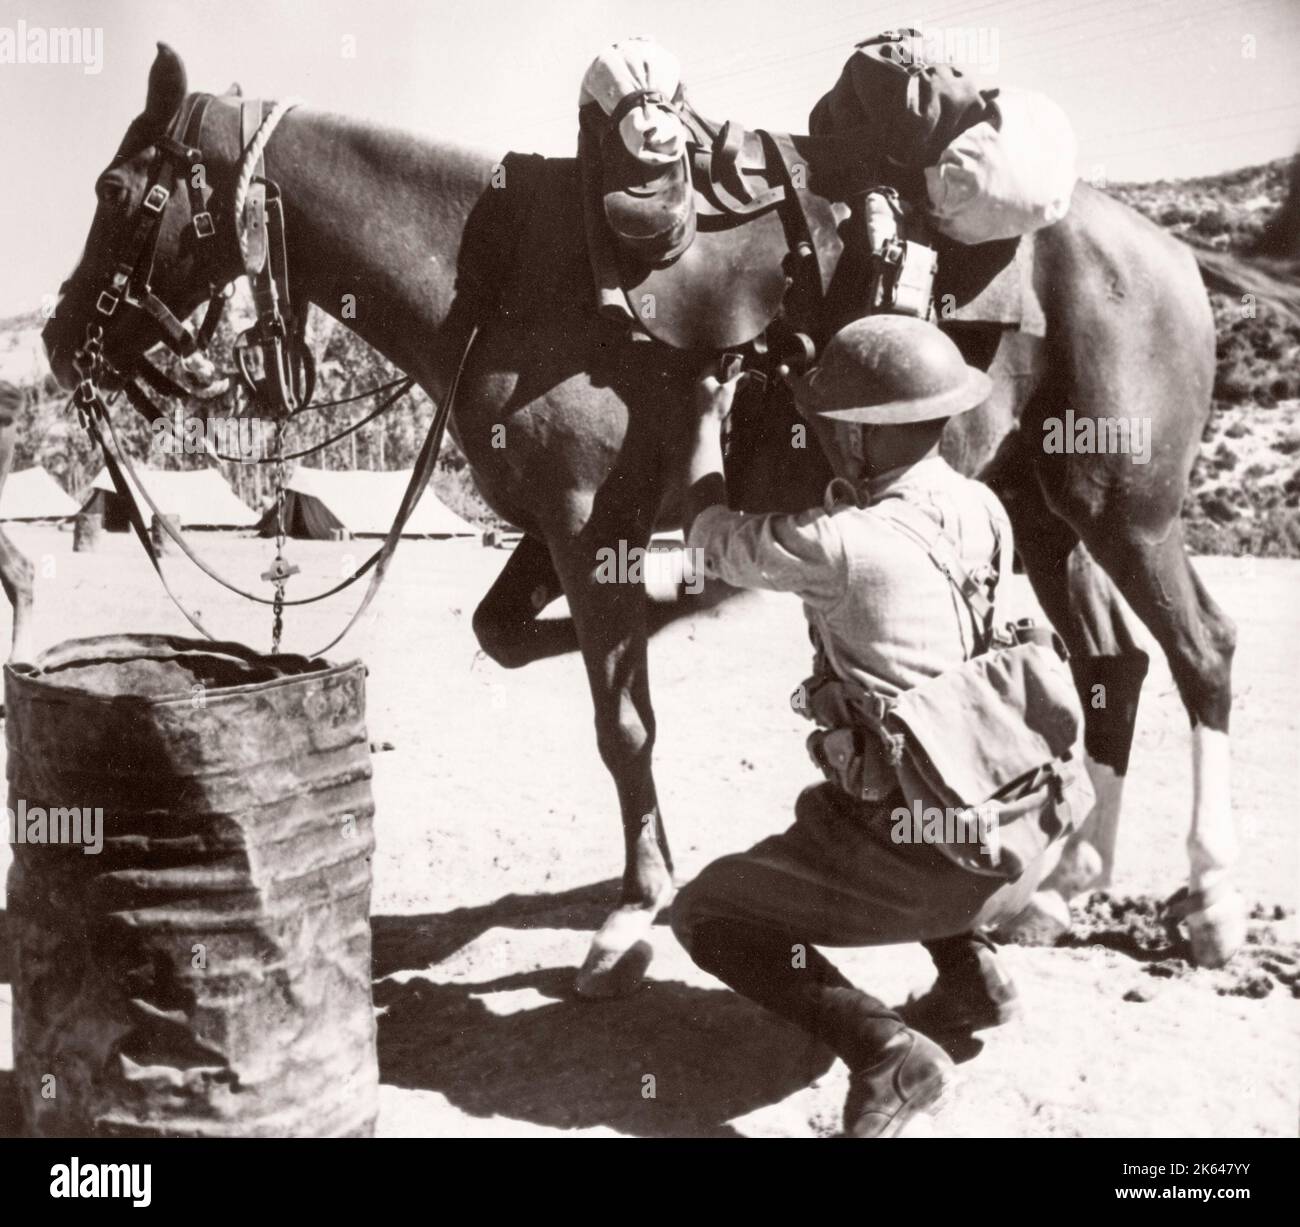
[810, 30, 1077, 246]
[800, 499, 1094, 881]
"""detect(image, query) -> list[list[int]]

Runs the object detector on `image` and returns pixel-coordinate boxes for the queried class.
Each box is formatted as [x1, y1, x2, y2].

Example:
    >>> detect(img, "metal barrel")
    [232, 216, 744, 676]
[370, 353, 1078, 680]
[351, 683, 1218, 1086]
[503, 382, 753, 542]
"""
[4, 634, 378, 1137]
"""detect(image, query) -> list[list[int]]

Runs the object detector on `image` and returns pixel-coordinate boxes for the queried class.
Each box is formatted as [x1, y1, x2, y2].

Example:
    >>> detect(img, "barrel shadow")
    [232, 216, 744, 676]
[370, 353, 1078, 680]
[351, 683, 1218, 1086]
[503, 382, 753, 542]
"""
[372, 962, 834, 1137]
[371, 886, 837, 1137]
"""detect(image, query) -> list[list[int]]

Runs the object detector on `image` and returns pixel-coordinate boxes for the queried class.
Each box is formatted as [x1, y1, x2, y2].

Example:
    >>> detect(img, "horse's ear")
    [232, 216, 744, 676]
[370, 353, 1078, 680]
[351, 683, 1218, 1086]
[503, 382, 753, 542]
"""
[143, 42, 187, 130]
[225, 81, 243, 97]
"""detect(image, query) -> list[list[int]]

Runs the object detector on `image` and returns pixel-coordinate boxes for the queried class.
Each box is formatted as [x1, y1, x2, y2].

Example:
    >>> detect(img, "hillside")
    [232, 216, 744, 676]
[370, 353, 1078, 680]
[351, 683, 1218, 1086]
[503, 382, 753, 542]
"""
[1, 156, 1296, 553]
[1108, 156, 1300, 555]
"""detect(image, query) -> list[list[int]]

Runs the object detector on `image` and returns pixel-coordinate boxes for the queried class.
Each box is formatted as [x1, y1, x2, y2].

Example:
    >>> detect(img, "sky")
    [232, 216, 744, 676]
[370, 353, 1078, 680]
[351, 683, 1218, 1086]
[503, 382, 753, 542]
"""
[1, 0, 1298, 317]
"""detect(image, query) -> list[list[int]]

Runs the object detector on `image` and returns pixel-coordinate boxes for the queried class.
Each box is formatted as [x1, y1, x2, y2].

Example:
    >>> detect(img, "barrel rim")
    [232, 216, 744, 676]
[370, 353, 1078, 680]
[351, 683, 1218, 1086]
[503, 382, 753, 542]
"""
[3, 633, 364, 708]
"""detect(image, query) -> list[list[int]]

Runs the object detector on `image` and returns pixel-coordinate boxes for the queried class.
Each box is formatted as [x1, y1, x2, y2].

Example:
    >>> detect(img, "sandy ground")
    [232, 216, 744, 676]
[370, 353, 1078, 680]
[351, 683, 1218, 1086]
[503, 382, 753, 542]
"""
[0, 523, 1296, 1138]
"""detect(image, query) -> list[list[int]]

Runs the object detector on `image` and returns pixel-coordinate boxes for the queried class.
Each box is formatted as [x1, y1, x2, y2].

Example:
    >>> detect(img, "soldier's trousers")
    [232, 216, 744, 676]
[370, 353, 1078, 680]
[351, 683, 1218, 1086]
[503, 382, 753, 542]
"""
[671, 781, 1062, 1066]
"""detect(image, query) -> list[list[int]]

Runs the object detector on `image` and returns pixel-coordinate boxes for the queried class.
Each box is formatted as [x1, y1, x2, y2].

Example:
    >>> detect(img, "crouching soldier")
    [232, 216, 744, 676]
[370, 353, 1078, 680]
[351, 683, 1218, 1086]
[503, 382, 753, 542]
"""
[673, 314, 1093, 1137]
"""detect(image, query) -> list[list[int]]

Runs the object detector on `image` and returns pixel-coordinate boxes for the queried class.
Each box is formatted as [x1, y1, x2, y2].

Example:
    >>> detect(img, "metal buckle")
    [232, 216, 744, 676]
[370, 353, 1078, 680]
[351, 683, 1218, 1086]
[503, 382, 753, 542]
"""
[192, 211, 215, 239]
[95, 291, 119, 317]
[143, 184, 170, 214]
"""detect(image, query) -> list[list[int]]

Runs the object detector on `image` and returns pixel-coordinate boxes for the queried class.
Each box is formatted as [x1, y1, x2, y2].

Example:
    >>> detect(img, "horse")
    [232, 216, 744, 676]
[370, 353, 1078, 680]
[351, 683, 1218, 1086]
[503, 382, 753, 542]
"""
[43, 44, 1244, 996]
[0, 380, 35, 664]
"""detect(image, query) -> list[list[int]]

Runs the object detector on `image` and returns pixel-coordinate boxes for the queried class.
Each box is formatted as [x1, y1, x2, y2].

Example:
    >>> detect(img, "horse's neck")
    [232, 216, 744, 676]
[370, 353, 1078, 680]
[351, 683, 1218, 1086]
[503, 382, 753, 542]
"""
[228, 102, 500, 390]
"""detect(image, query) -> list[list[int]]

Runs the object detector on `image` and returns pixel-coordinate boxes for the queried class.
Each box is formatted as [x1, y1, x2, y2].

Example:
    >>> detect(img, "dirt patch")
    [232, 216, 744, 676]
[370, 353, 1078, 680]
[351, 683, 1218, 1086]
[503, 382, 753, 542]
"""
[1064, 892, 1299, 999]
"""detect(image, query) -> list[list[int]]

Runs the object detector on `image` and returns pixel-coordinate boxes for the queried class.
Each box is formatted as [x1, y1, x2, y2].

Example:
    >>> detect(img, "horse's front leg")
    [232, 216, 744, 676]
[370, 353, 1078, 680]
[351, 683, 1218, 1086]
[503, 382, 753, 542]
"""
[549, 520, 674, 998]
[0, 413, 34, 663]
[0, 528, 34, 663]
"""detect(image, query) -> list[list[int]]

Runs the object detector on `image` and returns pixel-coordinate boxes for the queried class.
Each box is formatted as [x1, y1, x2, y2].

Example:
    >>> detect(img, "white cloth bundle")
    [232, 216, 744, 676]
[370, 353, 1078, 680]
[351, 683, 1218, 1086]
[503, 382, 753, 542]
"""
[579, 36, 687, 166]
[924, 87, 1078, 245]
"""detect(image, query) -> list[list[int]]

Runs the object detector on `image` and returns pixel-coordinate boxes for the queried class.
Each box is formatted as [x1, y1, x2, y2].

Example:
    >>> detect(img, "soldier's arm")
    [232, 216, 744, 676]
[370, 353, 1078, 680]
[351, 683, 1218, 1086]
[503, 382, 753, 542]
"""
[682, 368, 739, 540]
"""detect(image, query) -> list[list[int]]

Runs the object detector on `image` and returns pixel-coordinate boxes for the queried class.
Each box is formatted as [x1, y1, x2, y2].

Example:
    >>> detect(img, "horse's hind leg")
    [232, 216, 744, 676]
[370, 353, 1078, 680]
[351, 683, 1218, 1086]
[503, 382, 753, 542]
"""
[997, 478, 1150, 941]
[1080, 522, 1241, 965]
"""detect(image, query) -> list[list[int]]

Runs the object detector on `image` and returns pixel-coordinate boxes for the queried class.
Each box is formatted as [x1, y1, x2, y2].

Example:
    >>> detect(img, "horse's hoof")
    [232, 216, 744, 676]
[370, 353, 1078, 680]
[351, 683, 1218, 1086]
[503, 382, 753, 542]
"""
[995, 889, 1073, 947]
[1044, 839, 1104, 899]
[574, 905, 658, 999]
[1185, 888, 1247, 968]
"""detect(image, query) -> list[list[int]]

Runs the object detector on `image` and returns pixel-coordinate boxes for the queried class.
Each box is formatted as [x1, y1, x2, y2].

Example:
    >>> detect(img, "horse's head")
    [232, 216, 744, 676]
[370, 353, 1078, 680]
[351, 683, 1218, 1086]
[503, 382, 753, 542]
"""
[44, 44, 241, 392]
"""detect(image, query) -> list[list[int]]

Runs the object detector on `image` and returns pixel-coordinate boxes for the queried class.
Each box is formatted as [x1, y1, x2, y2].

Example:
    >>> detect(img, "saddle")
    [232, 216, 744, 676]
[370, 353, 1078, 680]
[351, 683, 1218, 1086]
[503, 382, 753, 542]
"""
[577, 96, 1043, 357]
[578, 96, 854, 352]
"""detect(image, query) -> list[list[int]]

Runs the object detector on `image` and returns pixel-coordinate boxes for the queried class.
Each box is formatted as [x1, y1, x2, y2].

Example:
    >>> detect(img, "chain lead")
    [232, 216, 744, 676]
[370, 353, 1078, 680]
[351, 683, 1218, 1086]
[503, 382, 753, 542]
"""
[261, 410, 297, 652]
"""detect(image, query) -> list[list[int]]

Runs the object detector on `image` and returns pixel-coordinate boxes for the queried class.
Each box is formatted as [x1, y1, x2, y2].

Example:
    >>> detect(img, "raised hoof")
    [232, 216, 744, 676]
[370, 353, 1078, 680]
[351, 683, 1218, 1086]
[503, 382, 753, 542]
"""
[996, 889, 1073, 947]
[1184, 888, 1248, 969]
[574, 904, 660, 999]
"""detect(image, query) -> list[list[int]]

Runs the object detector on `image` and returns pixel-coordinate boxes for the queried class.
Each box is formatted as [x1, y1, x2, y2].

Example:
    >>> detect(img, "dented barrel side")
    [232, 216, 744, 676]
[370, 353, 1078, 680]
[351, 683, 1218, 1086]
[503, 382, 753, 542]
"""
[5, 636, 378, 1138]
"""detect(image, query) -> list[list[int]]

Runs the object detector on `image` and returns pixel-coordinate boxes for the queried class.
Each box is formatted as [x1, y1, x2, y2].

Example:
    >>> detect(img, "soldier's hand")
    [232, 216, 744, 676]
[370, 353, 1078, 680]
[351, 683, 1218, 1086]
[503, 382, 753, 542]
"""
[693, 353, 745, 422]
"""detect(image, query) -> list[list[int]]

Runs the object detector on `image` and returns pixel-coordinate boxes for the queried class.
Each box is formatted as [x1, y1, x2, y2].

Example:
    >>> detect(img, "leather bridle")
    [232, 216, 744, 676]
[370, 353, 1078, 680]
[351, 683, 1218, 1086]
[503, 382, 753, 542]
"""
[66, 92, 472, 657]
[73, 92, 308, 419]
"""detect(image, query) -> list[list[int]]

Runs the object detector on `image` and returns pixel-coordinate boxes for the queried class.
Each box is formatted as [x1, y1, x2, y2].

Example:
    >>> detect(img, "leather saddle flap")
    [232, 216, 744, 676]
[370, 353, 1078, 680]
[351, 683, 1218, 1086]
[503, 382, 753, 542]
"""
[886, 641, 1082, 805]
[934, 233, 1045, 335]
[618, 205, 790, 349]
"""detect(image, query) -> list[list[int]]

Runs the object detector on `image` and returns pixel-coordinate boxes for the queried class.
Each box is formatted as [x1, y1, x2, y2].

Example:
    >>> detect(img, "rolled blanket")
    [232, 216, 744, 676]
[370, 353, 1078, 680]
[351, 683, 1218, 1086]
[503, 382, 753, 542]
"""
[925, 87, 1078, 245]
[579, 36, 687, 166]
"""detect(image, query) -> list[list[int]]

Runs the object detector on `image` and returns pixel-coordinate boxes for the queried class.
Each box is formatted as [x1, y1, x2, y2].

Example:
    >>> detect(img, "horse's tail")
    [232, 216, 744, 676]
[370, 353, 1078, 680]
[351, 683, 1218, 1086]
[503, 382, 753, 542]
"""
[1191, 244, 1300, 323]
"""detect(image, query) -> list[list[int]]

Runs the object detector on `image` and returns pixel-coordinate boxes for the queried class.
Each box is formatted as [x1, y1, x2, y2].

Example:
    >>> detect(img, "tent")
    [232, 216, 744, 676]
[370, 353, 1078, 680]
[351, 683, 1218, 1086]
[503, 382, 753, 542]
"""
[256, 467, 476, 539]
[0, 467, 79, 521]
[80, 466, 258, 531]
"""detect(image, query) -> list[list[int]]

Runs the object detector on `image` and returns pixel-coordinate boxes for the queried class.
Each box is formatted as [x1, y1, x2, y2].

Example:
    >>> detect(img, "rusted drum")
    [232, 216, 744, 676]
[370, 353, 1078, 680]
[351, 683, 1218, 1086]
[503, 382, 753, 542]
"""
[4, 634, 378, 1137]
[72, 511, 101, 552]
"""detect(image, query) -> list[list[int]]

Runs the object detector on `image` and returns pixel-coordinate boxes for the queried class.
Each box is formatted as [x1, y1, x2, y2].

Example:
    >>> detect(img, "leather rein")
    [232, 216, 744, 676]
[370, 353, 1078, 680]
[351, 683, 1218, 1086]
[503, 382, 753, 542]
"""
[69, 92, 475, 657]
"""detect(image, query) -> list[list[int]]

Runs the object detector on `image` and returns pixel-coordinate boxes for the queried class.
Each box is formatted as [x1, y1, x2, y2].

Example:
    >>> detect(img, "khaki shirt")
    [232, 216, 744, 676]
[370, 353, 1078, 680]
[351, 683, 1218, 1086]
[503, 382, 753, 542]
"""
[688, 456, 1012, 699]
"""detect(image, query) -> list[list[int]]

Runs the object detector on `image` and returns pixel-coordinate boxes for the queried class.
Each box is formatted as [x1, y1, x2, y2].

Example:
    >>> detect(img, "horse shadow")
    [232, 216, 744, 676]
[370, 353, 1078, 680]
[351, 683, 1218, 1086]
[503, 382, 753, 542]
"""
[372, 878, 649, 970]
[372, 885, 836, 1137]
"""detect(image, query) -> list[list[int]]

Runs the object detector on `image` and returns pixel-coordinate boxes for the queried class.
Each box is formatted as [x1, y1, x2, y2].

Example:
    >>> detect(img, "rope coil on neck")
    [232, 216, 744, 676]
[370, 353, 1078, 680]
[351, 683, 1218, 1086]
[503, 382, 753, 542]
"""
[232, 96, 304, 266]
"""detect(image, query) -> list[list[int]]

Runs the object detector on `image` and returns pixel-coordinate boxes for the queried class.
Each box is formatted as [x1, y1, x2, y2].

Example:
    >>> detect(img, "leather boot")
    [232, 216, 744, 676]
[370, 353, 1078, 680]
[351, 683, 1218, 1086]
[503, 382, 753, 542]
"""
[902, 933, 1020, 1033]
[842, 1027, 957, 1138]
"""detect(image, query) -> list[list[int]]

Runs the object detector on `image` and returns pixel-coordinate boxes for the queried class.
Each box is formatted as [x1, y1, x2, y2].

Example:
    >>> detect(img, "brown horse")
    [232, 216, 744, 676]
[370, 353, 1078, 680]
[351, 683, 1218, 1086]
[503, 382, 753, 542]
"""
[44, 45, 1243, 995]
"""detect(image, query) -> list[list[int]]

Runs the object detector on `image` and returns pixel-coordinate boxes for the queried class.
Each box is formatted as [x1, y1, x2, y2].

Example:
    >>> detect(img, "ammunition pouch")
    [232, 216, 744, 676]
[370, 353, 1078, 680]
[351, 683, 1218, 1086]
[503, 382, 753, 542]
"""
[796, 619, 1093, 880]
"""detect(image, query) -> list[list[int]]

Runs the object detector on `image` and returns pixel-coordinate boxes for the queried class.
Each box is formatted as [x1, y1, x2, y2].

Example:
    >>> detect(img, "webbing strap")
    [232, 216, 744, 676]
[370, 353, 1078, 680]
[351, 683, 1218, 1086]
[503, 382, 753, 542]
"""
[878, 499, 1005, 657]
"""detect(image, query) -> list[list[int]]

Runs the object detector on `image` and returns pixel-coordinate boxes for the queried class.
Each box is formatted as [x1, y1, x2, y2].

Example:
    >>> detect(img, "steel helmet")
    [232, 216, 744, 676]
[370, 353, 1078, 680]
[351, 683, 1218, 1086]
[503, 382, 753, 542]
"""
[792, 315, 992, 424]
